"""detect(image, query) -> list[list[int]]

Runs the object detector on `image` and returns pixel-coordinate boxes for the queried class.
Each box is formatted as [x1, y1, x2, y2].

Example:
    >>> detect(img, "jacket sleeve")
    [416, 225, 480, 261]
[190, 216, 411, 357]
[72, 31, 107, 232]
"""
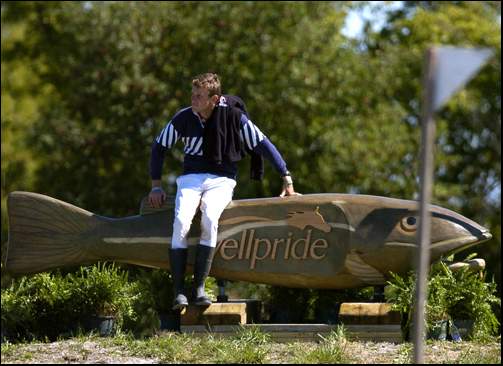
[239, 114, 288, 176]
[149, 141, 167, 180]
[149, 120, 181, 180]
[253, 138, 288, 176]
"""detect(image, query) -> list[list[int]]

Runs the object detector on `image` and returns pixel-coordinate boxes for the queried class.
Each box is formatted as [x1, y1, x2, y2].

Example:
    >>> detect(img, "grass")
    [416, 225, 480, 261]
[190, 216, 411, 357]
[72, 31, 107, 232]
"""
[394, 343, 413, 363]
[444, 343, 501, 364]
[1, 330, 501, 364]
[290, 325, 349, 364]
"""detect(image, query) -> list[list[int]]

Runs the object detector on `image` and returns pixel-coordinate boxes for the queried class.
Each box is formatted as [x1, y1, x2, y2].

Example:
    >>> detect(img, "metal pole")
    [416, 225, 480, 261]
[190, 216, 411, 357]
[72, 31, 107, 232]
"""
[413, 47, 437, 364]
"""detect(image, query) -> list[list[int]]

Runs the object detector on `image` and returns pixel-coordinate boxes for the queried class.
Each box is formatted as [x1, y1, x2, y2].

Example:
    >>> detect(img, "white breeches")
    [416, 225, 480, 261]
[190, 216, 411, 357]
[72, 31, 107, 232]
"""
[171, 173, 236, 249]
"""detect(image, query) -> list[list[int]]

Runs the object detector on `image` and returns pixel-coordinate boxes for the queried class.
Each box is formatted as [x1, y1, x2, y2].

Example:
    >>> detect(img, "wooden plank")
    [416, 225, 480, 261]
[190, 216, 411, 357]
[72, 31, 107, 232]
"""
[181, 303, 247, 325]
[338, 302, 401, 324]
[181, 324, 401, 333]
[179, 323, 403, 343]
[252, 324, 339, 332]
[344, 324, 401, 331]
[226, 299, 262, 323]
[344, 324, 402, 343]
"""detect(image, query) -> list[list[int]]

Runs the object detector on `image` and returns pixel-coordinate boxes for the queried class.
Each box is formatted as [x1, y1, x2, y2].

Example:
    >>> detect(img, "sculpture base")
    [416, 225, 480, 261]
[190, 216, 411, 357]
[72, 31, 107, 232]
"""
[338, 302, 401, 325]
[174, 302, 403, 343]
[177, 323, 402, 343]
[180, 302, 248, 326]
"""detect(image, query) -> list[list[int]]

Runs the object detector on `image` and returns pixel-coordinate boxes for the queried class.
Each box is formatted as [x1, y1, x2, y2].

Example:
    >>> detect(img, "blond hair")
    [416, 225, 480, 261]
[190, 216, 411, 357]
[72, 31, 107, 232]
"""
[192, 73, 221, 97]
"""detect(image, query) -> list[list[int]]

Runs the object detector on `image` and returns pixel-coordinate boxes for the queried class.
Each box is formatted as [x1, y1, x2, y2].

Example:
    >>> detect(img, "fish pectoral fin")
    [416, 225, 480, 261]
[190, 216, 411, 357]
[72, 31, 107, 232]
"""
[344, 251, 385, 285]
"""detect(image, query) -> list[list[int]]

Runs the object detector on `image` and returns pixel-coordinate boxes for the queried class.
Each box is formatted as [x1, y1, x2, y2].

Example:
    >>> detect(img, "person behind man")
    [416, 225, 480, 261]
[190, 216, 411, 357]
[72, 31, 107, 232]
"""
[149, 73, 299, 310]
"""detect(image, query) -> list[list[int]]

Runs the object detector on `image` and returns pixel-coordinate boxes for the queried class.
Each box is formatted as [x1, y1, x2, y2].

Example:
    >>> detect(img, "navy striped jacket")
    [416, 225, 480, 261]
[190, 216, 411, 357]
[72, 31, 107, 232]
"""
[150, 95, 287, 180]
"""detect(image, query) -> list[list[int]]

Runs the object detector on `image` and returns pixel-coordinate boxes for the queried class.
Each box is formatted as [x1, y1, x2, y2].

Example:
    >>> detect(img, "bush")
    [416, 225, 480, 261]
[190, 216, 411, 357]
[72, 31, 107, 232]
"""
[131, 268, 174, 314]
[1, 272, 79, 341]
[2, 277, 38, 341]
[67, 262, 136, 328]
[385, 253, 501, 340]
[1, 262, 226, 341]
[1, 263, 137, 341]
[121, 269, 162, 337]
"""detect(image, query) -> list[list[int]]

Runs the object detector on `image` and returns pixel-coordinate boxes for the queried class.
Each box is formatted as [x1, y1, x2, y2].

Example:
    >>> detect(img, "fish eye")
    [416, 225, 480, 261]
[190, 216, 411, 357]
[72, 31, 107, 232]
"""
[400, 216, 418, 232]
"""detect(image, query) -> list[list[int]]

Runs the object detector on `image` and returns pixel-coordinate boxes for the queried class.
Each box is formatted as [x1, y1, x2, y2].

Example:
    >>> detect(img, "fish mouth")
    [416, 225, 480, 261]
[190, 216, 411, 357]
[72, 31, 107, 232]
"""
[384, 230, 492, 251]
[479, 230, 493, 241]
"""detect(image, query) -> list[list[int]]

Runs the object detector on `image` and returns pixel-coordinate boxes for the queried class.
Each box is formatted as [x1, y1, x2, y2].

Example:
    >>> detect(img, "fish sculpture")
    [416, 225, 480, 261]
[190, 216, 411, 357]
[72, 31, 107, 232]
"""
[4, 191, 492, 289]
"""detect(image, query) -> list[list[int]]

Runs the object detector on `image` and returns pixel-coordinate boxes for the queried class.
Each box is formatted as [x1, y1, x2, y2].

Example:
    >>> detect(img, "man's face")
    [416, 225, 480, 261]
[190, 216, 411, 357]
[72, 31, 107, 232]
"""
[191, 86, 216, 114]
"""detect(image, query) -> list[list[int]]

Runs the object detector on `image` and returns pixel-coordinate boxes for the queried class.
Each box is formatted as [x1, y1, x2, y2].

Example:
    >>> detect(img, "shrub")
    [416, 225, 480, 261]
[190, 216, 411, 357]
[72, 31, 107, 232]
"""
[1, 277, 37, 341]
[385, 253, 501, 340]
[131, 268, 174, 314]
[121, 273, 160, 337]
[67, 262, 136, 328]
[1, 263, 137, 341]
[1, 272, 79, 341]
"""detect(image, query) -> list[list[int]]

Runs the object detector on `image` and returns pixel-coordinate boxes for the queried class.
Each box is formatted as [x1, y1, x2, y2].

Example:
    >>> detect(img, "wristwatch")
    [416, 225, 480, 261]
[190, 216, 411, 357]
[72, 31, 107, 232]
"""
[282, 171, 293, 186]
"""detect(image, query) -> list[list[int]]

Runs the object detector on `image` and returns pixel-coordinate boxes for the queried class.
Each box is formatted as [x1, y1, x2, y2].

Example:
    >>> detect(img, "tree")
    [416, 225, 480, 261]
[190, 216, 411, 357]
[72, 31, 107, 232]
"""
[1, 1, 500, 296]
[363, 1, 501, 291]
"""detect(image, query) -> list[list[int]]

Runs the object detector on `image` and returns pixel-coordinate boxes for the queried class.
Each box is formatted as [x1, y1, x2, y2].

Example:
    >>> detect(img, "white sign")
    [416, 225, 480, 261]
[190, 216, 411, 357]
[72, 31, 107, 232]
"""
[433, 46, 493, 111]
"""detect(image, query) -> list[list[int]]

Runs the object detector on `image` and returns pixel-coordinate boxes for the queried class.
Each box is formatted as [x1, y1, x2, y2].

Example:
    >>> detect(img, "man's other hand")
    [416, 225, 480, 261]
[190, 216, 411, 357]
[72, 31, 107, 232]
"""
[149, 187, 166, 208]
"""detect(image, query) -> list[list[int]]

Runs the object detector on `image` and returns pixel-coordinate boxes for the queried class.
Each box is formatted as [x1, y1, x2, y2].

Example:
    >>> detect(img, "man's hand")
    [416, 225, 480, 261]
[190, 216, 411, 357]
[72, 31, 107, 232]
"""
[149, 187, 166, 208]
[279, 174, 301, 197]
[280, 184, 301, 197]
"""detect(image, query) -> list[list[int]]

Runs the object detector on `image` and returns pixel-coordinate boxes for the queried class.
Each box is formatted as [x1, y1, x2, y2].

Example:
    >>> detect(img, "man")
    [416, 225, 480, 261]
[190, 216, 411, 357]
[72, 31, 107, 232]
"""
[149, 73, 299, 310]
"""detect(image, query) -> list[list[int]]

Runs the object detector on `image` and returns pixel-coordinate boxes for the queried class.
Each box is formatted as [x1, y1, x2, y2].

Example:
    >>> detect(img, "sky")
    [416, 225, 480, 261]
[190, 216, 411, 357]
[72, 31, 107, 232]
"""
[341, 1, 404, 39]
[341, 1, 501, 203]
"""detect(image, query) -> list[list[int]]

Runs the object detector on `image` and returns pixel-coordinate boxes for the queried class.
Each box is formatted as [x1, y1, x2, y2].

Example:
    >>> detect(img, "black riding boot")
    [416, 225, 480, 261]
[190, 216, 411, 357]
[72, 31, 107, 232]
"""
[192, 244, 215, 306]
[169, 248, 189, 310]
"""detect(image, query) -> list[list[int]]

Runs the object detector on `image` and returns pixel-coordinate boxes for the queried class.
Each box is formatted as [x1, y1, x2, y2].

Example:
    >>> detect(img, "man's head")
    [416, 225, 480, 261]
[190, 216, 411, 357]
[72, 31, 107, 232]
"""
[191, 73, 221, 116]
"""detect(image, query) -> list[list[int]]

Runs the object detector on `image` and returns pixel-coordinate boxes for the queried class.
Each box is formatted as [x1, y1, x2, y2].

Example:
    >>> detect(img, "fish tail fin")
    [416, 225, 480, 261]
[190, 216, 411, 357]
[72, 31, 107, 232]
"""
[5, 191, 98, 275]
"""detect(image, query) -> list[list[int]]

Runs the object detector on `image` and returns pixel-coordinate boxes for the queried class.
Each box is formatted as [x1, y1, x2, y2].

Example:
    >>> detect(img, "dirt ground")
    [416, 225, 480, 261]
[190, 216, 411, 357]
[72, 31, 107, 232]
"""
[1, 337, 501, 364]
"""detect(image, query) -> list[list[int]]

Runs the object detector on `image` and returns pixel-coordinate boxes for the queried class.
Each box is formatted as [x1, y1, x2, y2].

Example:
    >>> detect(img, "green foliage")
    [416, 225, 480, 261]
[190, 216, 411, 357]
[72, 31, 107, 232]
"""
[367, 0, 501, 291]
[1, 262, 220, 341]
[385, 254, 501, 340]
[68, 262, 137, 332]
[130, 268, 173, 313]
[1, 263, 137, 341]
[119, 268, 173, 337]
[1, 1, 501, 313]
[385, 271, 417, 338]
[1, 271, 83, 341]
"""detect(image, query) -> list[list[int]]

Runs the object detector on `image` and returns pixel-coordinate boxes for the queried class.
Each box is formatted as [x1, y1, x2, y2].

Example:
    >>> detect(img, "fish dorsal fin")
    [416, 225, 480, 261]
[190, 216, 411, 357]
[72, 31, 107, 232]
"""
[140, 196, 176, 215]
